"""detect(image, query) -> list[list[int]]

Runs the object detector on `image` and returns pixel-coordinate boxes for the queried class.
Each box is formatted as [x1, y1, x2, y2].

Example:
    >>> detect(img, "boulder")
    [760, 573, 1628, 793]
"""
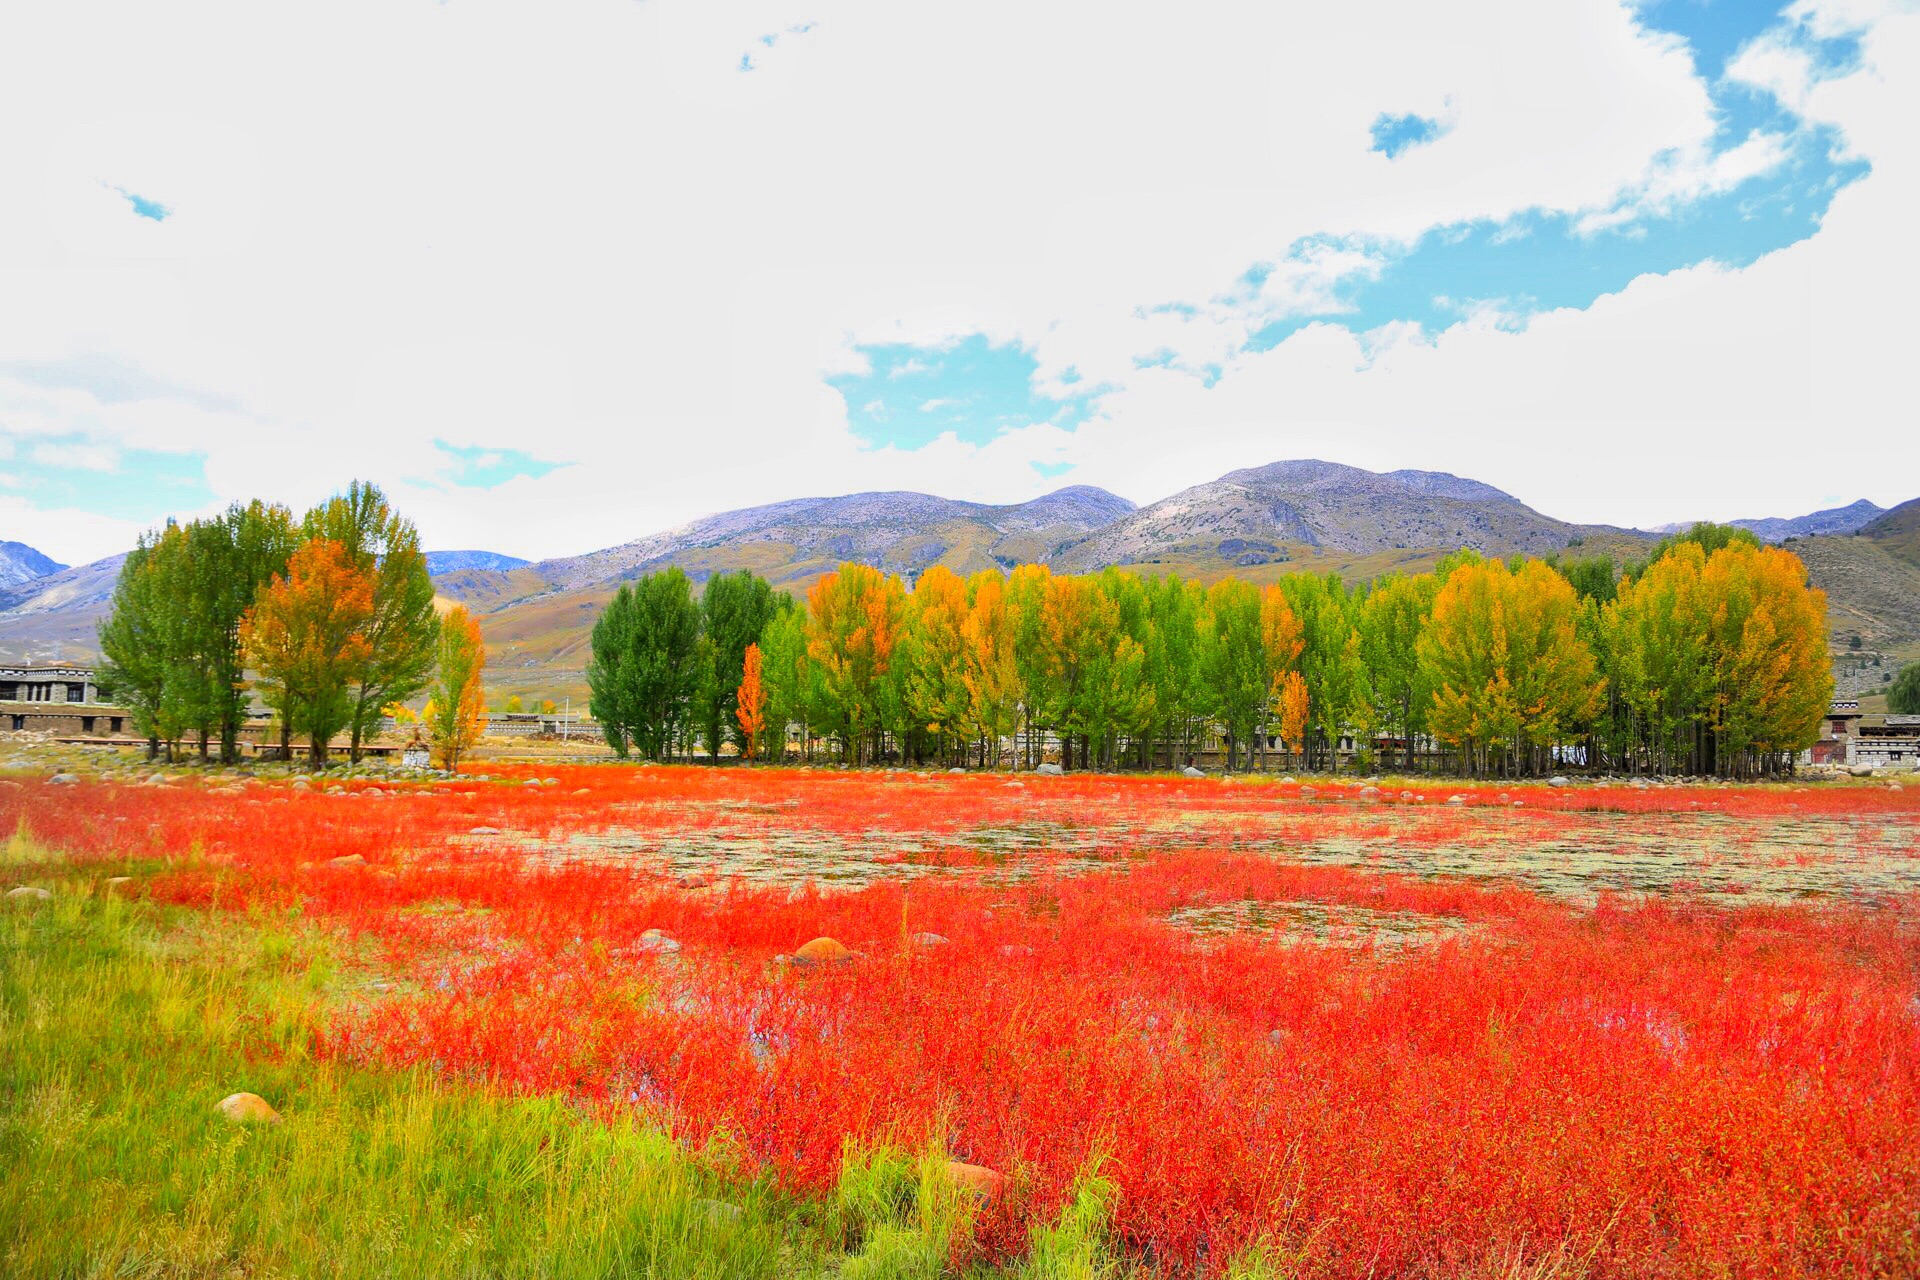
[911, 932, 950, 948]
[1447, 794, 1466, 806]
[1399, 790, 1415, 801]
[998, 943, 1035, 958]
[329, 854, 367, 867]
[48, 773, 81, 786]
[1182, 766, 1206, 778]
[793, 936, 853, 966]
[948, 767, 966, 775]
[469, 826, 502, 835]
[1298, 785, 1317, 799]
[1034, 762, 1064, 777]
[1359, 786, 1381, 801]
[7, 885, 52, 901]
[946, 1161, 1005, 1199]
[217, 1092, 281, 1124]
[1548, 776, 1570, 788]
[638, 929, 682, 955]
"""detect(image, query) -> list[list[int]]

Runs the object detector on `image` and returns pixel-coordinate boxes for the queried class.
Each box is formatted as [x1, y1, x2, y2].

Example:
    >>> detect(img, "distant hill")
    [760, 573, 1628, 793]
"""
[538, 485, 1138, 591]
[0, 553, 125, 663]
[5, 465, 1915, 699]
[423, 550, 531, 575]
[1053, 459, 1646, 573]
[0, 540, 66, 588]
[1715, 499, 1885, 543]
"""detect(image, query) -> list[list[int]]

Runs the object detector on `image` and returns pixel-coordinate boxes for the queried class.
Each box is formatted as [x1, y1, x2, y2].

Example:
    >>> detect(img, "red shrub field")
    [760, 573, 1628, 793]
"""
[9, 765, 1920, 1277]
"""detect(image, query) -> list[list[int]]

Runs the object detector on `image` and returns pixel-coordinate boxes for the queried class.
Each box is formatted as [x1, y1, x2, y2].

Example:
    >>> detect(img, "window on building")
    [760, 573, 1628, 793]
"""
[82, 717, 96, 734]
[67, 683, 84, 702]
[111, 717, 123, 734]
[9, 715, 22, 731]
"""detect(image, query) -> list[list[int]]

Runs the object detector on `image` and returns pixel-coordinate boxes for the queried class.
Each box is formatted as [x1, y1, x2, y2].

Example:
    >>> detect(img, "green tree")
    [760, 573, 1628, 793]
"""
[586, 569, 704, 761]
[303, 482, 439, 762]
[693, 571, 784, 762]
[1888, 662, 1920, 715]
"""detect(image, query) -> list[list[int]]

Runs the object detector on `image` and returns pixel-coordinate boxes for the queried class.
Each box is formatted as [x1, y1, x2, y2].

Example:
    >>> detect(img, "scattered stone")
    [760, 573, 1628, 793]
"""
[911, 932, 950, 947]
[524, 778, 543, 787]
[1359, 786, 1381, 801]
[104, 876, 134, 893]
[1268, 1027, 1293, 1046]
[48, 773, 81, 785]
[1280, 776, 1297, 784]
[1497, 792, 1510, 803]
[217, 1092, 281, 1124]
[1182, 766, 1206, 778]
[7, 885, 52, 901]
[793, 936, 853, 966]
[1447, 794, 1465, 806]
[1034, 762, 1064, 777]
[946, 1161, 1005, 1199]
[145, 773, 169, 786]
[638, 928, 682, 955]
[469, 826, 502, 835]
[329, 854, 367, 867]
[1298, 785, 1317, 799]
[542, 778, 559, 787]
[1548, 776, 1570, 788]
[573, 788, 592, 796]
[289, 777, 312, 791]
[1399, 790, 1415, 801]
[1002, 781, 1025, 789]
[948, 767, 966, 775]
[998, 943, 1035, 958]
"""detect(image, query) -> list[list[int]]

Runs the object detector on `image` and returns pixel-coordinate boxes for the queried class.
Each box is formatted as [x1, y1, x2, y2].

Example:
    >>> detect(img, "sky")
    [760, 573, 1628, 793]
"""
[1, 0, 1916, 566]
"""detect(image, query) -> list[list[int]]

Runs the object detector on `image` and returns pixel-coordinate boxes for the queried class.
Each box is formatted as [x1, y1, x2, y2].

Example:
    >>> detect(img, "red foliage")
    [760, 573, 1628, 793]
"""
[9, 766, 1920, 1276]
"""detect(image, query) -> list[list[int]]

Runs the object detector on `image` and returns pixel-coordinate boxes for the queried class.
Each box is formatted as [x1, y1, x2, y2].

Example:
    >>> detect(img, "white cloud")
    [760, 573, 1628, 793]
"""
[0, 0, 1912, 565]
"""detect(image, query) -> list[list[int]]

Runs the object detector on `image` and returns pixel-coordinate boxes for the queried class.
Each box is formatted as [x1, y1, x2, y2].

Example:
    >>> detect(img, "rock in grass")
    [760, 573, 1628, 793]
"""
[998, 943, 1034, 958]
[329, 854, 367, 867]
[1359, 786, 1381, 801]
[911, 932, 949, 948]
[104, 876, 134, 893]
[1034, 762, 1064, 777]
[793, 936, 852, 966]
[1182, 766, 1205, 778]
[7, 885, 52, 901]
[946, 1161, 1005, 1199]
[469, 826, 501, 835]
[48, 773, 81, 785]
[1298, 785, 1317, 799]
[1549, 776, 1570, 788]
[638, 929, 682, 955]
[1447, 794, 1466, 806]
[217, 1092, 281, 1124]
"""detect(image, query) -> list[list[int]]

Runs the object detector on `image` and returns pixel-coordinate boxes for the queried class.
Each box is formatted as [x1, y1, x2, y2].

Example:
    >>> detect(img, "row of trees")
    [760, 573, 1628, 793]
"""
[98, 481, 488, 767]
[588, 526, 1832, 777]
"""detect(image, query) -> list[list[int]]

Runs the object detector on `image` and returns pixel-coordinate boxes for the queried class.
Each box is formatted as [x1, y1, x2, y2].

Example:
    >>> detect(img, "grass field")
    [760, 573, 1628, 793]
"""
[4, 759, 1918, 1277]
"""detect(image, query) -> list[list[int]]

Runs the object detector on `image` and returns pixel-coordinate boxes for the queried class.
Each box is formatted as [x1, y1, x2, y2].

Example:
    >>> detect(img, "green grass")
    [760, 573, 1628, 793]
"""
[0, 856, 810, 1279]
[0, 847, 1164, 1280]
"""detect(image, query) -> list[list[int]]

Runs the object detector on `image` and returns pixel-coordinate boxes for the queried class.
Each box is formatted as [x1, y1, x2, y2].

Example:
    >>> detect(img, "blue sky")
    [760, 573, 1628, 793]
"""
[829, 0, 1872, 450]
[828, 335, 1103, 455]
[4, 0, 1910, 563]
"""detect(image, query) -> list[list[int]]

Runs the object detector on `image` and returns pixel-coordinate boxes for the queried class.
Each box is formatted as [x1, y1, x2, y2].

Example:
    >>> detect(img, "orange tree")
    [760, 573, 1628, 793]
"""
[426, 605, 488, 771]
[241, 539, 375, 768]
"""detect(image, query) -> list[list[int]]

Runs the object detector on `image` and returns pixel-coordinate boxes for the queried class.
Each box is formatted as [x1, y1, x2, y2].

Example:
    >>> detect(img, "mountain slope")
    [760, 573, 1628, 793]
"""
[0, 553, 125, 662]
[0, 540, 66, 588]
[539, 485, 1137, 591]
[1053, 459, 1645, 571]
[1734, 500, 1884, 542]
[424, 550, 531, 574]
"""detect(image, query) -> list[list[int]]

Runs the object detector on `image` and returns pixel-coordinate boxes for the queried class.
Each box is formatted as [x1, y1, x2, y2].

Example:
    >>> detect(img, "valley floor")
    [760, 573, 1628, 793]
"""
[4, 758, 1919, 1278]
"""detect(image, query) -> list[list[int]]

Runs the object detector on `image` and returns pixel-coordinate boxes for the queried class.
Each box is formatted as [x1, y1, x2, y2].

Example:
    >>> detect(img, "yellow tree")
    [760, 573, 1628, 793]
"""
[903, 565, 973, 763]
[241, 538, 375, 769]
[1276, 670, 1310, 759]
[805, 562, 907, 763]
[1420, 558, 1600, 776]
[1699, 543, 1831, 773]
[426, 605, 487, 771]
[736, 641, 767, 761]
[962, 571, 1021, 768]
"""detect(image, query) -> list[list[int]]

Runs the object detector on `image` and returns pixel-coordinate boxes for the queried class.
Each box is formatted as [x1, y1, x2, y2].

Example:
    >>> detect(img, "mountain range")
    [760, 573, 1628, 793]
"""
[4, 460, 1917, 702]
